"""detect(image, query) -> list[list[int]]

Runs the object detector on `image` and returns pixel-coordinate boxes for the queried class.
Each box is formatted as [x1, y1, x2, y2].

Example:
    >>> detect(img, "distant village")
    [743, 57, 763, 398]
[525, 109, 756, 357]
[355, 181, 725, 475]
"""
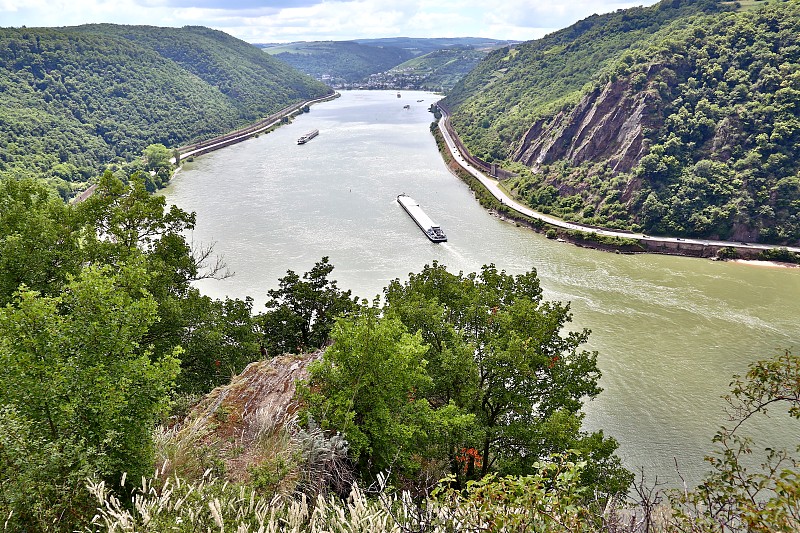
[319, 69, 434, 91]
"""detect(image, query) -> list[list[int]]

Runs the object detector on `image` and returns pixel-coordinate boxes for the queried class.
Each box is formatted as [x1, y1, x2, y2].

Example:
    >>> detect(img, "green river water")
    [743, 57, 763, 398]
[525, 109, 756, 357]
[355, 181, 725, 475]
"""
[164, 90, 800, 487]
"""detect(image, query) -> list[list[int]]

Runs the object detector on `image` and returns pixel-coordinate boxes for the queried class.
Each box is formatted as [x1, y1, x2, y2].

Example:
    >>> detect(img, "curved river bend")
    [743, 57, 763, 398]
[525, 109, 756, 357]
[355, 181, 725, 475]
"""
[165, 90, 800, 487]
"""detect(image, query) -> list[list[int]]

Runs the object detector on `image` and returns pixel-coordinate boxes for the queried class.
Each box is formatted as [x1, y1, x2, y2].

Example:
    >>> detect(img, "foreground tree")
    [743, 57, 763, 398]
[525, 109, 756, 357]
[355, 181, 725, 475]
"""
[300, 306, 434, 478]
[174, 291, 260, 393]
[76, 172, 254, 394]
[383, 263, 631, 493]
[257, 257, 360, 355]
[0, 177, 83, 305]
[0, 263, 180, 530]
[300, 262, 631, 495]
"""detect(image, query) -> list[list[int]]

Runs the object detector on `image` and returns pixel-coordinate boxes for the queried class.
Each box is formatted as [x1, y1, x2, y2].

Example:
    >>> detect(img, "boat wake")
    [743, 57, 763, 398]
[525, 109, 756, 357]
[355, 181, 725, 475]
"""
[439, 242, 465, 261]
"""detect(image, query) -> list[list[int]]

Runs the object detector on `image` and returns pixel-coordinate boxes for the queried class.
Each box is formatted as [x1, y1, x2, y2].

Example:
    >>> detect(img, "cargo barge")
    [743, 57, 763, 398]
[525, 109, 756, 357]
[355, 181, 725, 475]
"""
[297, 129, 319, 144]
[397, 193, 447, 242]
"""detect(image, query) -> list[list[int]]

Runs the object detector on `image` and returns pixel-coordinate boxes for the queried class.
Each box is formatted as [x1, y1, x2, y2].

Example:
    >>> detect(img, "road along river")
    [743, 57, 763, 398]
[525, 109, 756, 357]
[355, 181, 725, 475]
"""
[164, 90, 800, 488]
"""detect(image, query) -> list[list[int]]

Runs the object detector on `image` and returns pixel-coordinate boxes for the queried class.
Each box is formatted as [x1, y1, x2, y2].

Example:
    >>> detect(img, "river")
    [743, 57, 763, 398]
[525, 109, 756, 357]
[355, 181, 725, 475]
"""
[164, 90, 800, 487]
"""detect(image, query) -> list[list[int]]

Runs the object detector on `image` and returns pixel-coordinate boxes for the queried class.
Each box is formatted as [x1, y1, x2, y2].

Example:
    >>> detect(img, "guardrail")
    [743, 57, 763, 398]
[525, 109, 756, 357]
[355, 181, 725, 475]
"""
[435, 102, 516, 180]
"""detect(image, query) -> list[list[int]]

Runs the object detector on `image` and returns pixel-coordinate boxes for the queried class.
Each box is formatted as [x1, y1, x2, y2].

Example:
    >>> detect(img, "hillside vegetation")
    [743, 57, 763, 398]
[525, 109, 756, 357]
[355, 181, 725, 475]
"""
[445, 0, 800, 244]
[353, 37, 516, 55]
[2, 174, 799, 531]
[262, 41, 415, 85]
[389, 48, 488, 92]
[0, 25, 330, 190]
[261, 37, 514, 87]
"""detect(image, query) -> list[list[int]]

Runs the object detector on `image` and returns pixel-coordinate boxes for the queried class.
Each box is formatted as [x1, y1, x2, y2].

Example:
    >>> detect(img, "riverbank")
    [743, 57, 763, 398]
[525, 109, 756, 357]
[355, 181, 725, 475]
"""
[432, 120, 800, 266]
[175, 92, 340, 162]
[734, 259, 800, 269]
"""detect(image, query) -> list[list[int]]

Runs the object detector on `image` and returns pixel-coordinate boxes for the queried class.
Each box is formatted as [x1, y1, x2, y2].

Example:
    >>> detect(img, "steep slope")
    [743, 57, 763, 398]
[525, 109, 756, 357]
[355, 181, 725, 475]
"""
[76, 24, 331, 117]
[0, 26, 330, 185]
[445, 0, 800, 244]
[444, 0, 723, 161]
[164, 351, 326, 484]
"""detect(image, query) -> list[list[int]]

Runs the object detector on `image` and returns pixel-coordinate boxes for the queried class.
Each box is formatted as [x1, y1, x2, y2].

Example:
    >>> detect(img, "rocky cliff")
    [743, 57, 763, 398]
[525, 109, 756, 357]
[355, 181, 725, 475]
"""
[512, 77, 663, 174]
[446, 2, 800, 244]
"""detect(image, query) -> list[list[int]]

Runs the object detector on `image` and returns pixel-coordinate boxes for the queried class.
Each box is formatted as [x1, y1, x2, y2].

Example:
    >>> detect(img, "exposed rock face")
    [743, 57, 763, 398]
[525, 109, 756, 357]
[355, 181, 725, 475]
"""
[185, 352, 320, 433]
[167, 351, 323, 481]
[513, 79, 662, 173]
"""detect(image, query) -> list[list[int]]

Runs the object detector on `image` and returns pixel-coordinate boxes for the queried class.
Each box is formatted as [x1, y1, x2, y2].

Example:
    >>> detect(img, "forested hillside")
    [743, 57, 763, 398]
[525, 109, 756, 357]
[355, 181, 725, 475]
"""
[260, 37, 515, 86]
[353, 37, 516, 55]
[389, 48, 488, 92]
[444, 0, 800, 244]
[262, 41, 415, 84]
[0, 25, 330, 190]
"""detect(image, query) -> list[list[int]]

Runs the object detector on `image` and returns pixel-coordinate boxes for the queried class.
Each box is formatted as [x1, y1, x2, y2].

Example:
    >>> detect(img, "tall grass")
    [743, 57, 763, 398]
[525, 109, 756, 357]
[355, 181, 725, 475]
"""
[85, 462, 661, 532]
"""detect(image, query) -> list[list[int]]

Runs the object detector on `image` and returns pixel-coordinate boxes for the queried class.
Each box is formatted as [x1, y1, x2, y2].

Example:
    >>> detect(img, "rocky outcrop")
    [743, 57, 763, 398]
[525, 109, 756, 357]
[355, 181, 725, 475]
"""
[513, 78, 662, 173]
[164, 351, 323, 482]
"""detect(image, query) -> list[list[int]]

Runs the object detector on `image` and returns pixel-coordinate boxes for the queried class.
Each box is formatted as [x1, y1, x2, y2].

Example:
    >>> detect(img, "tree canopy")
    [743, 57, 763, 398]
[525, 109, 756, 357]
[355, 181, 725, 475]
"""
[0, 174, 261, 529]
[257, 256, 359, 356]
[298, 262, 632, 495]
[0, 25, 330, 190]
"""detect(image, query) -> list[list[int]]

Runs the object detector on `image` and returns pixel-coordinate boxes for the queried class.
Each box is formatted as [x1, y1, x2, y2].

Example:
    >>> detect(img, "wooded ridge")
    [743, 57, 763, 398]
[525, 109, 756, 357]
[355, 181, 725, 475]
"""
[0, 25, 331, 193]
[445, 0, 800, 245]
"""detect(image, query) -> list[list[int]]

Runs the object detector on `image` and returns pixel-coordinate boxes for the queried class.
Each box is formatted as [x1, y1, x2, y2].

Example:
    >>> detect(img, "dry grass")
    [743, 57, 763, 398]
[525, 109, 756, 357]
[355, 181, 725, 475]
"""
[154, 351, 324, 488]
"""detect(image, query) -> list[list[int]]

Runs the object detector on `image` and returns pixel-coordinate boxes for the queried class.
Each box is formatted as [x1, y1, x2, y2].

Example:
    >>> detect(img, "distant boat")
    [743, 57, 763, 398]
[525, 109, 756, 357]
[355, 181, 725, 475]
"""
[403, 104, 410, 109]
[297, 129, 319, 144]
[397, 193, 447, 243]
[417, 99, 424, 102]
[397, 93, 401, 98]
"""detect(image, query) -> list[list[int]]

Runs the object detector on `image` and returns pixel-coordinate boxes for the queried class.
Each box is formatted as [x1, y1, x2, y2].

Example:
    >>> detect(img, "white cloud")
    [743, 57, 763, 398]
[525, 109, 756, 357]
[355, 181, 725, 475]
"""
[0, 0, 660, 43]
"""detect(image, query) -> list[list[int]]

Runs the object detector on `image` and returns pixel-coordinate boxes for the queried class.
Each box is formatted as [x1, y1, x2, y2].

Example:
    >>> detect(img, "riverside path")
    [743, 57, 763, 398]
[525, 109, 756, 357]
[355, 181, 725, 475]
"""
[436, 107, 800, 255]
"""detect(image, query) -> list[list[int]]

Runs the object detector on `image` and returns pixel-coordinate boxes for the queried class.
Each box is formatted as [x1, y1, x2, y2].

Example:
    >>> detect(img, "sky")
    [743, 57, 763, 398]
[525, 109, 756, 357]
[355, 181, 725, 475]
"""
[0, 0, 659, 43]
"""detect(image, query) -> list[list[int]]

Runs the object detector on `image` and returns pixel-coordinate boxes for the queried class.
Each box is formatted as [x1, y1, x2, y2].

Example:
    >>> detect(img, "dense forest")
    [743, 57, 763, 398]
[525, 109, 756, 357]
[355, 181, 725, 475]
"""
[0, 25, 330, 193]
[445, 0, 800, 244]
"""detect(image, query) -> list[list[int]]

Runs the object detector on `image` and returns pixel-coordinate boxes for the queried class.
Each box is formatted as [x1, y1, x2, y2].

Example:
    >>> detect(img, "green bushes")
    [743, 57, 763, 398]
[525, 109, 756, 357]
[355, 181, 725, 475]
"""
[84, 351, 800, 532]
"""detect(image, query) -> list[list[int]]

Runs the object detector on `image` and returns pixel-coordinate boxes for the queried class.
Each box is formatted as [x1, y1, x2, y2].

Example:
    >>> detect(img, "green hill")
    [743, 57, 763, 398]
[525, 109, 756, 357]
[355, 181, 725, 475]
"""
[352, 37, 516, 55]
[259, 37, 516, 86]
[389, 48, 490, 92]
[261, 41, 415, 84]
[0, 25, 331, 188]
[444, 0, 800, 244]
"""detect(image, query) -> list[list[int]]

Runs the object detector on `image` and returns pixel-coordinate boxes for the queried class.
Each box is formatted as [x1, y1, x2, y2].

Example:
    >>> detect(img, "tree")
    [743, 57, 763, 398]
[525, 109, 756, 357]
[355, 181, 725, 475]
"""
[0, 262, 180, 530]
[142, 143, 172, 172]
[384, 262, 631, 493]
[671, 350, 800, 531]
[75, 172, 248, 394]
[297, 304, 474, 483]
[0, 177, 82, 305]
[257, 257, 359, 355]
[76, 171, 196, 264]
[174, 290, 260, 393]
